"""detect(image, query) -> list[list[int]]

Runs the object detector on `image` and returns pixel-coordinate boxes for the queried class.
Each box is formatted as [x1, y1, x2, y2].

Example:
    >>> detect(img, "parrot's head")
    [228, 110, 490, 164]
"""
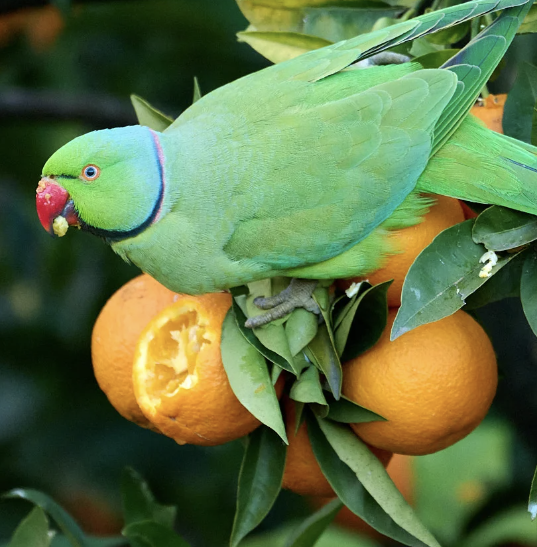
[36, 125, 166, 242]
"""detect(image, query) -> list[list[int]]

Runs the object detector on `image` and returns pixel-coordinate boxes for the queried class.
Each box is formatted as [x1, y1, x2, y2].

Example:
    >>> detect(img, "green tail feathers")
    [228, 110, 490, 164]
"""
[418, 116, 537, 215]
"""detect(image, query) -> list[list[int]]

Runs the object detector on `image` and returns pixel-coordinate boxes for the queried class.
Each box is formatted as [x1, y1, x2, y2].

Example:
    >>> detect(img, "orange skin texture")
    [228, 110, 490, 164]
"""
[470, 94, 507, 134]
[343, 310, 498, 456]
[133, 293, 283, 446]
[312, 454, 414, 537]
[91, 274, 180, 429]
[282, 398, 392, 497]
[341, 195, 465, 307]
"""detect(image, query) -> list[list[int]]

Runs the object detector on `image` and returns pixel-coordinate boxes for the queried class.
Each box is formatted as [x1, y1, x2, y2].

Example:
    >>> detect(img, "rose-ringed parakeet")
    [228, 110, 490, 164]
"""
[37, 0, 537, 327]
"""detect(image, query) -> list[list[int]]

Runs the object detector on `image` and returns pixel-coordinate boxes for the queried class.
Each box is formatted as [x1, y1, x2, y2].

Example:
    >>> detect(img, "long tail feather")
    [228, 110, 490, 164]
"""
[417, 116, 537, 215]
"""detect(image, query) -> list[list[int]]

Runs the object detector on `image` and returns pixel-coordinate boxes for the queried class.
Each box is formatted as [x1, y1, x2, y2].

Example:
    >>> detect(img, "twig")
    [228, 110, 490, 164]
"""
[0, 87, 138, 127]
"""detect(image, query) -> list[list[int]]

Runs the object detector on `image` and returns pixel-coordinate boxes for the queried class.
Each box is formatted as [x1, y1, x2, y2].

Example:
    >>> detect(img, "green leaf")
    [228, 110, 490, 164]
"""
[2, 489, 86, 547]
[327, 395, 385, 424]
[121, 468, 176, 529]
[425, 20, 469, 45]
[192, 77, 202, 104]
[221, 309, 287, 442]
[392, 220, 519, 340]
[464, 251, 525, 309]
[290, 366, 327, 405]
[122, 522, 190, 547]
[519, 5, 537, 33]
[305, 324, 342, 401]
[309, 288, 342, 399]
[302, 6, 404, 42]
[413, 49, 460, 68]
[530, 465, 537, 520]
[283, 498, 343, 547]
[458, 506, 537, 547]
[308, 417, 440, 547]
[285, 308, 318, 357]
[472, 206, 537, 251]
[253, 323, 298, 374]
[231, 295, 296, 374]
[51, 0, 71, 16]
[8, 507, 51, 547]
[237, 31, 331, 63]
[503, 62, 537, 145]
[336, 281, 391, 361]
[130, 95, 174, 132]
[521, 250, 537, 338]
[230, 426, 286, 547]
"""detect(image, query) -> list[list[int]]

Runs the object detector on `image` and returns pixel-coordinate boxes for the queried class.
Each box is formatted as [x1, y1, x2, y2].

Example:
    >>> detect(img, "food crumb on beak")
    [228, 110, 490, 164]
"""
[53, 216, 69, 237]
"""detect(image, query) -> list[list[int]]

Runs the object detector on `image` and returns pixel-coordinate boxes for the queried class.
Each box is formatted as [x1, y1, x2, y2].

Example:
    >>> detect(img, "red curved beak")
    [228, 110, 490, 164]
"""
[36, 177, 80, 236]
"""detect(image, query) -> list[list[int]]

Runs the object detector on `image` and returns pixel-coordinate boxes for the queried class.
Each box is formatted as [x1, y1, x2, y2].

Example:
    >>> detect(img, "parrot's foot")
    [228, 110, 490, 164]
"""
[244, 279, 319, 329]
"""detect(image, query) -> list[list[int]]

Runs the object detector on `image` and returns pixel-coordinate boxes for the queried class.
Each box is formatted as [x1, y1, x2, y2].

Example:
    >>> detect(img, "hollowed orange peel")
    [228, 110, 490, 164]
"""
[132, 292, 275, 446]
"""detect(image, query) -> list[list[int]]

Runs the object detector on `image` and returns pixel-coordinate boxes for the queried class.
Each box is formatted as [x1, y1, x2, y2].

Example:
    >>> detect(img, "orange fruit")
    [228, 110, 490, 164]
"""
[133, 293, 279, 446]
[282, 398, 392, 497]
[352, 195, 465, 307]
[470, 94, 507, 134]
[342, 310, 497, 455]
[91, 274, 180, 429]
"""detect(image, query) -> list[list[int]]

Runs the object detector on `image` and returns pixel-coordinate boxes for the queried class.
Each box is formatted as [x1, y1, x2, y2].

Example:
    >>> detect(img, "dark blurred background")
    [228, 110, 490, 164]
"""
[0, 1, 536, 546]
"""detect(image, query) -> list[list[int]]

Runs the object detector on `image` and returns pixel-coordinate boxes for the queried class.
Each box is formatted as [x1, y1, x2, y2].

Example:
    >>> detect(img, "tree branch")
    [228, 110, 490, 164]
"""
[0, 87, 138, 127]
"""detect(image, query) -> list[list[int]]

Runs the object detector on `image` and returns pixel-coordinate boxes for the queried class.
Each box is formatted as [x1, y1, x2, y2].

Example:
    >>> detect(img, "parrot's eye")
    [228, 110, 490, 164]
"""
[81, 164, 100, 181]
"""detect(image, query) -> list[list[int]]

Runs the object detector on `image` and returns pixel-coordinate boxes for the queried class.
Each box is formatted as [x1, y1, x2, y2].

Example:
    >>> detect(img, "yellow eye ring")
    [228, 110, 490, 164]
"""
[82, 164, 100, 181]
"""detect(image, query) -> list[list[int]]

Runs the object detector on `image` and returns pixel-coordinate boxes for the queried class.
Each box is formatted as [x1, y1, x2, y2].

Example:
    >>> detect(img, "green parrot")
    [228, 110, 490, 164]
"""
[37, 0, 537, 327]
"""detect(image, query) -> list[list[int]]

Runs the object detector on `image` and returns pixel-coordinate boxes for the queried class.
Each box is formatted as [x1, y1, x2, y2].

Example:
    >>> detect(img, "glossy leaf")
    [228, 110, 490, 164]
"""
[230, 426, 286, 547]
[285, 308, 318, 357]
[221, 309, 287, 442]
[458, 506, 537, 547]
[472, 206, 537, 251]
[519, 5, 537, 33]
[130, 95, 173, 132]
[305, 324, 342, 401]
[310, 288, 342, 399]
[327, 395, 385, 424]
[308, 417, 440, 547]
[413, 49, 460, 68]
[8, 507, 51, 547]
[283, 498, 343, 547]
[464, 251, 525, 309]
[2, 489, 86, 547]
[231, 295, 296, 374]
[237, 31, 331, 63]
[122, 522, 190, 547]
[392, 220, 518, 340]
[336, 281, 391, 361]
[302, 6, 404, 42]
[253, 323, 298, 374]
[521, 250, 537, 338]
[192, 77, 202, 103]
[121, 468, 176, 529]
[503, 62, 537, 145]
[529, 465, 537, 520]
[290, 366, 327, 405]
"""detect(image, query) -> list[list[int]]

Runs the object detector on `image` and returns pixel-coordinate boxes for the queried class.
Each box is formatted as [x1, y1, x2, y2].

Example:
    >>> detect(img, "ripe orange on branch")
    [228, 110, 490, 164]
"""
[133, 293, 278, 446]
[91, 274, 180, 429]
[342, 195, 465, 307]
[342, 310, 497, 456]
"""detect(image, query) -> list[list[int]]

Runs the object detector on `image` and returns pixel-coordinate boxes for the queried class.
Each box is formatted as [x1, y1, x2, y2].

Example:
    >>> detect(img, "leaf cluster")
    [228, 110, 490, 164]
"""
[234, 0, 537, 65]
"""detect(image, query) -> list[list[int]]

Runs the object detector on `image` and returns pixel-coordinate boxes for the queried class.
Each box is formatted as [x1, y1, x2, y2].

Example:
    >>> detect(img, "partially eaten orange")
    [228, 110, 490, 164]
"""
[133, 293, 267, 446]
